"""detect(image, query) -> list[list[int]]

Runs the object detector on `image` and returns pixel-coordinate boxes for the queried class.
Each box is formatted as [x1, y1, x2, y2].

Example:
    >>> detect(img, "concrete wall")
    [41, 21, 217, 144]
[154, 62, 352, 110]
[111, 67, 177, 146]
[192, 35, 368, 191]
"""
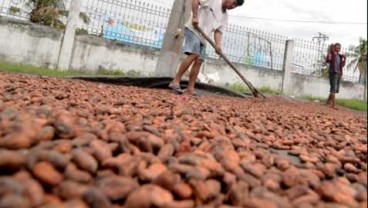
[202, 60, 283, 91]
[70, 35, 160, 75]
[0, 17, 365, 100]
[290, 73, 366, 99]
[0, 17, 63, 69]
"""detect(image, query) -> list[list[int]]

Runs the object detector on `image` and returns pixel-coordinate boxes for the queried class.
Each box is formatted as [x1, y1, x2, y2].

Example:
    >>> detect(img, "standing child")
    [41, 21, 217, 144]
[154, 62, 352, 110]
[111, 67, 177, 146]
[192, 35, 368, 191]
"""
[168, 0, 244, 96]
[325, 43, 346, 109]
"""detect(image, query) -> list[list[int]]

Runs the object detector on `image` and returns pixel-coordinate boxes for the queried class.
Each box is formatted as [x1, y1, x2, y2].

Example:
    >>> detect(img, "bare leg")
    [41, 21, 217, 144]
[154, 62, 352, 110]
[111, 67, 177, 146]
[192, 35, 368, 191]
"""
[187, 59, 203, 94]
[170, 54, 199, 85]
[331, 93, 338, 109]
[326, 93, 332, 105]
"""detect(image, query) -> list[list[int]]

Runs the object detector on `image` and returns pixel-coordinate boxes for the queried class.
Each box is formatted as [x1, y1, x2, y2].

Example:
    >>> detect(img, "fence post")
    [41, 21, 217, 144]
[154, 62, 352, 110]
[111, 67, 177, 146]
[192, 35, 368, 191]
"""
[281, 40, 294, 95]
[56, 0, 83, 71]
[154, 0, 191, 77]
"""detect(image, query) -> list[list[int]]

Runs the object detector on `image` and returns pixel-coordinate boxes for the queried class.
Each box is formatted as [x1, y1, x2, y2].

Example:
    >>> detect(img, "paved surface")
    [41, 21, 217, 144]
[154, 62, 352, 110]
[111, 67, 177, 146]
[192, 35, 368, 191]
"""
[0, 72, 366, 208]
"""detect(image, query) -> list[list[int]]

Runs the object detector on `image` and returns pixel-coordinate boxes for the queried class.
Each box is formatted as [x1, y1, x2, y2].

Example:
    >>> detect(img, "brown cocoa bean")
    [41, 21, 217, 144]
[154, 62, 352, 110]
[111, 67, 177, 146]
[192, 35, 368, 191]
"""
[34, 126, 55, 142]
[0, 177, 25, 195]
[124, 184, 173, 208]
[158, 143, 175, 162]
[344, 163, 360, 174]
[0, 194, 31, 208]
[72, 149, 98, 173]
[172, 182, 193, 199]
[138, 162, 167, 181]
[56, 180, 88, 200]
[0, 132, 33, 149]
[241, 162, 266, 179]
[0, 150, 25, 170]
[33, 162, 64, 186]
[18, 177, 45, 207]
[65, 163, 92, 183]
[97, 176, 139, 201]
[90, 140, 112, 163]
[83, 187, 112, 208]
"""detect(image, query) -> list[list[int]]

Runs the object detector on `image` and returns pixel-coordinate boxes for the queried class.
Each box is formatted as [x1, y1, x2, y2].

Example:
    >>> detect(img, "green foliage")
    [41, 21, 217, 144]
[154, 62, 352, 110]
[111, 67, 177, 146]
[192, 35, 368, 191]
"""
[76, 28, 89, 35]
[121, 21, 150, 32]
[96, 68, 126, 76]
[223, 82, 279, 94]
[125, 69, 143, 77]
[258, 86, 280, 94]
[9, 6, 21, 14]
[224, 82, 250, 93]
[79, 12, 90, 25]
[346, 38, 367, 83]
[20, 0, 90, 29]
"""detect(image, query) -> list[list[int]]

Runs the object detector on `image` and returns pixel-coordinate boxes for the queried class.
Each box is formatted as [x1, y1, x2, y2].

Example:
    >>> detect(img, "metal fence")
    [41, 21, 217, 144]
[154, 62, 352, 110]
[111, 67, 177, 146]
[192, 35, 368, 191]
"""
[0, 0, 362, 82]
[0, 0, 30, 21]
[79, 0, 170, 48]
[291, 39, 361, 82]
[207, 26, 287, 71]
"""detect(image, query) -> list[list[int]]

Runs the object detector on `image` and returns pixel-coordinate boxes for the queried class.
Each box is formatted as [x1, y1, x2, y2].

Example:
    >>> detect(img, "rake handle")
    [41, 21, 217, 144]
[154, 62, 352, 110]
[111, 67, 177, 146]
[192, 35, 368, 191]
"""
[196, 27, 266, 98]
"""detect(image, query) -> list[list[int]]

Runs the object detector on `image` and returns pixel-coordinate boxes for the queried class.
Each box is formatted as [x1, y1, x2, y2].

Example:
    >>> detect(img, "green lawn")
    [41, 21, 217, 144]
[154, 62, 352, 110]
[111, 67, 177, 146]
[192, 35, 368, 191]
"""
[0, 61, 141, 77]
[222, 82, 280, 95]
[302, 96, 367, 111]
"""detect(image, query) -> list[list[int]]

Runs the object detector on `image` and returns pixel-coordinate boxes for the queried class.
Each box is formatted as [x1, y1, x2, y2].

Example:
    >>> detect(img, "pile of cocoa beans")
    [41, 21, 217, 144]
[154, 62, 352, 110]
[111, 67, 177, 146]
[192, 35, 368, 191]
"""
[0, 72, 366, 208]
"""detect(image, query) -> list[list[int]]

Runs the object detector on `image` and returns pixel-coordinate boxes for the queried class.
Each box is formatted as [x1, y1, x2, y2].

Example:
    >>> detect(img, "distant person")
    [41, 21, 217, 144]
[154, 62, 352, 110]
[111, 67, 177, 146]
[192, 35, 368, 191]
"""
[325, 43, 346, 109]
[168, 0, 244, 96]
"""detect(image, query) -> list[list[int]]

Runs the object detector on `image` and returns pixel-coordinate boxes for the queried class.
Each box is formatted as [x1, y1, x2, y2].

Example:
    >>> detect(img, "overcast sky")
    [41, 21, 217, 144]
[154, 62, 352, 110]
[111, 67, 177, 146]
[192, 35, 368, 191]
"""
[154, 0, 367, 47]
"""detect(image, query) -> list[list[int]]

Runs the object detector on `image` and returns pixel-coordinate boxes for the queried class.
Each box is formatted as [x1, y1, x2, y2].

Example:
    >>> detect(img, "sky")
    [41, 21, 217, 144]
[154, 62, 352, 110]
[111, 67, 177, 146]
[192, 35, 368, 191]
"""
[153, 0, 367, 47]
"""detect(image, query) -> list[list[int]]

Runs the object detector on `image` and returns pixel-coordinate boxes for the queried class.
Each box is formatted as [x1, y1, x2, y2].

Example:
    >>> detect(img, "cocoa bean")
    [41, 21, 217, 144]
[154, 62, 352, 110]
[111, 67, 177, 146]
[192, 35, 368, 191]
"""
[83, 188, 112, 208]
[32, 162, 64, 186]
[97, 176, 139, 201]
[0, 150, 25, 170]
[72, 149, 98, 173]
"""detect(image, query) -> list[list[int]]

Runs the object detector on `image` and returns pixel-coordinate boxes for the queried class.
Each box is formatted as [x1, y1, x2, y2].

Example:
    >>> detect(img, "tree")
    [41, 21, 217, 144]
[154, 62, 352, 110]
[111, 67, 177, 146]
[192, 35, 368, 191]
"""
[29, 0, 64, 28]
[346, 38, 367, 83]
[10, 0, 89, 29]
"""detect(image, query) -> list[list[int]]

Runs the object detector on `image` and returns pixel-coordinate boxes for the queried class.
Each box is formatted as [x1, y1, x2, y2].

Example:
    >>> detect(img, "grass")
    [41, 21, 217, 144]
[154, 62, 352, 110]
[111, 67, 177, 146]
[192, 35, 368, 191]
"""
[302, 96, 367, 111]
[223, 82, 280, 94]
[0, 61, 142, 77]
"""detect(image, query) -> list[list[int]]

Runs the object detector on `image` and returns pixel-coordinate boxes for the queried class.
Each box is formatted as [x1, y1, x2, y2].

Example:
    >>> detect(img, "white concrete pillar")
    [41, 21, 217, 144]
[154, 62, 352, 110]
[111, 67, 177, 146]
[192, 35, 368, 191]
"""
[57, 0, 83, 71]
[281, 40, 295, 95]
[154, 0, 191, 77]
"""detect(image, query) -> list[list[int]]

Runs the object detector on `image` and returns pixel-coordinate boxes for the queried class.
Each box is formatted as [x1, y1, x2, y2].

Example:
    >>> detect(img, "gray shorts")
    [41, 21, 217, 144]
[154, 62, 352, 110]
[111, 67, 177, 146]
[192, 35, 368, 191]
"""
[183, 27, 206, 61]
[329, 72, 341, 93]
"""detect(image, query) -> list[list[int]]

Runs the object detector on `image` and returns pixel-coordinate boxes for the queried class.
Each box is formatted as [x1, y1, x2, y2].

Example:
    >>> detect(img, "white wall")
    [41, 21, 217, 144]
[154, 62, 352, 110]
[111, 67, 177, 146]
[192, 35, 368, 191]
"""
[290, 73, 366, 99]
[0, 18, 62, 69]
[202, 60, 283, 90]
[70, 35, 159, 75]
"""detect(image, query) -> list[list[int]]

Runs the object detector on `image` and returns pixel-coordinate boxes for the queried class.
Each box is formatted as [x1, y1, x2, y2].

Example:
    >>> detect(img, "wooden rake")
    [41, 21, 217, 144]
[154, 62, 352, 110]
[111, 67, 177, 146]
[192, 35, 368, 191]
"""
[196, 27, 266, 99]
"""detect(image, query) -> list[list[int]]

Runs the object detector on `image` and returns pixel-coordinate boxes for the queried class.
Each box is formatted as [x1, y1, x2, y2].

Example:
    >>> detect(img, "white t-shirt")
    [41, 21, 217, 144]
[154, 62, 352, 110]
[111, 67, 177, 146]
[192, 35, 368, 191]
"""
[185, 0, 228, 45]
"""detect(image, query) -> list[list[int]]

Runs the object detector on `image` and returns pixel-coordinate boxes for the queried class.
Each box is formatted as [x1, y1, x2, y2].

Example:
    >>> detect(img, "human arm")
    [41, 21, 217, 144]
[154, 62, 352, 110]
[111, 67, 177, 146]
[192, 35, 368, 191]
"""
[214, 30, 222, 54]
[325, 53, 333, 64]
[192, 0, 200, 29]
[340, 54, 346, 67]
